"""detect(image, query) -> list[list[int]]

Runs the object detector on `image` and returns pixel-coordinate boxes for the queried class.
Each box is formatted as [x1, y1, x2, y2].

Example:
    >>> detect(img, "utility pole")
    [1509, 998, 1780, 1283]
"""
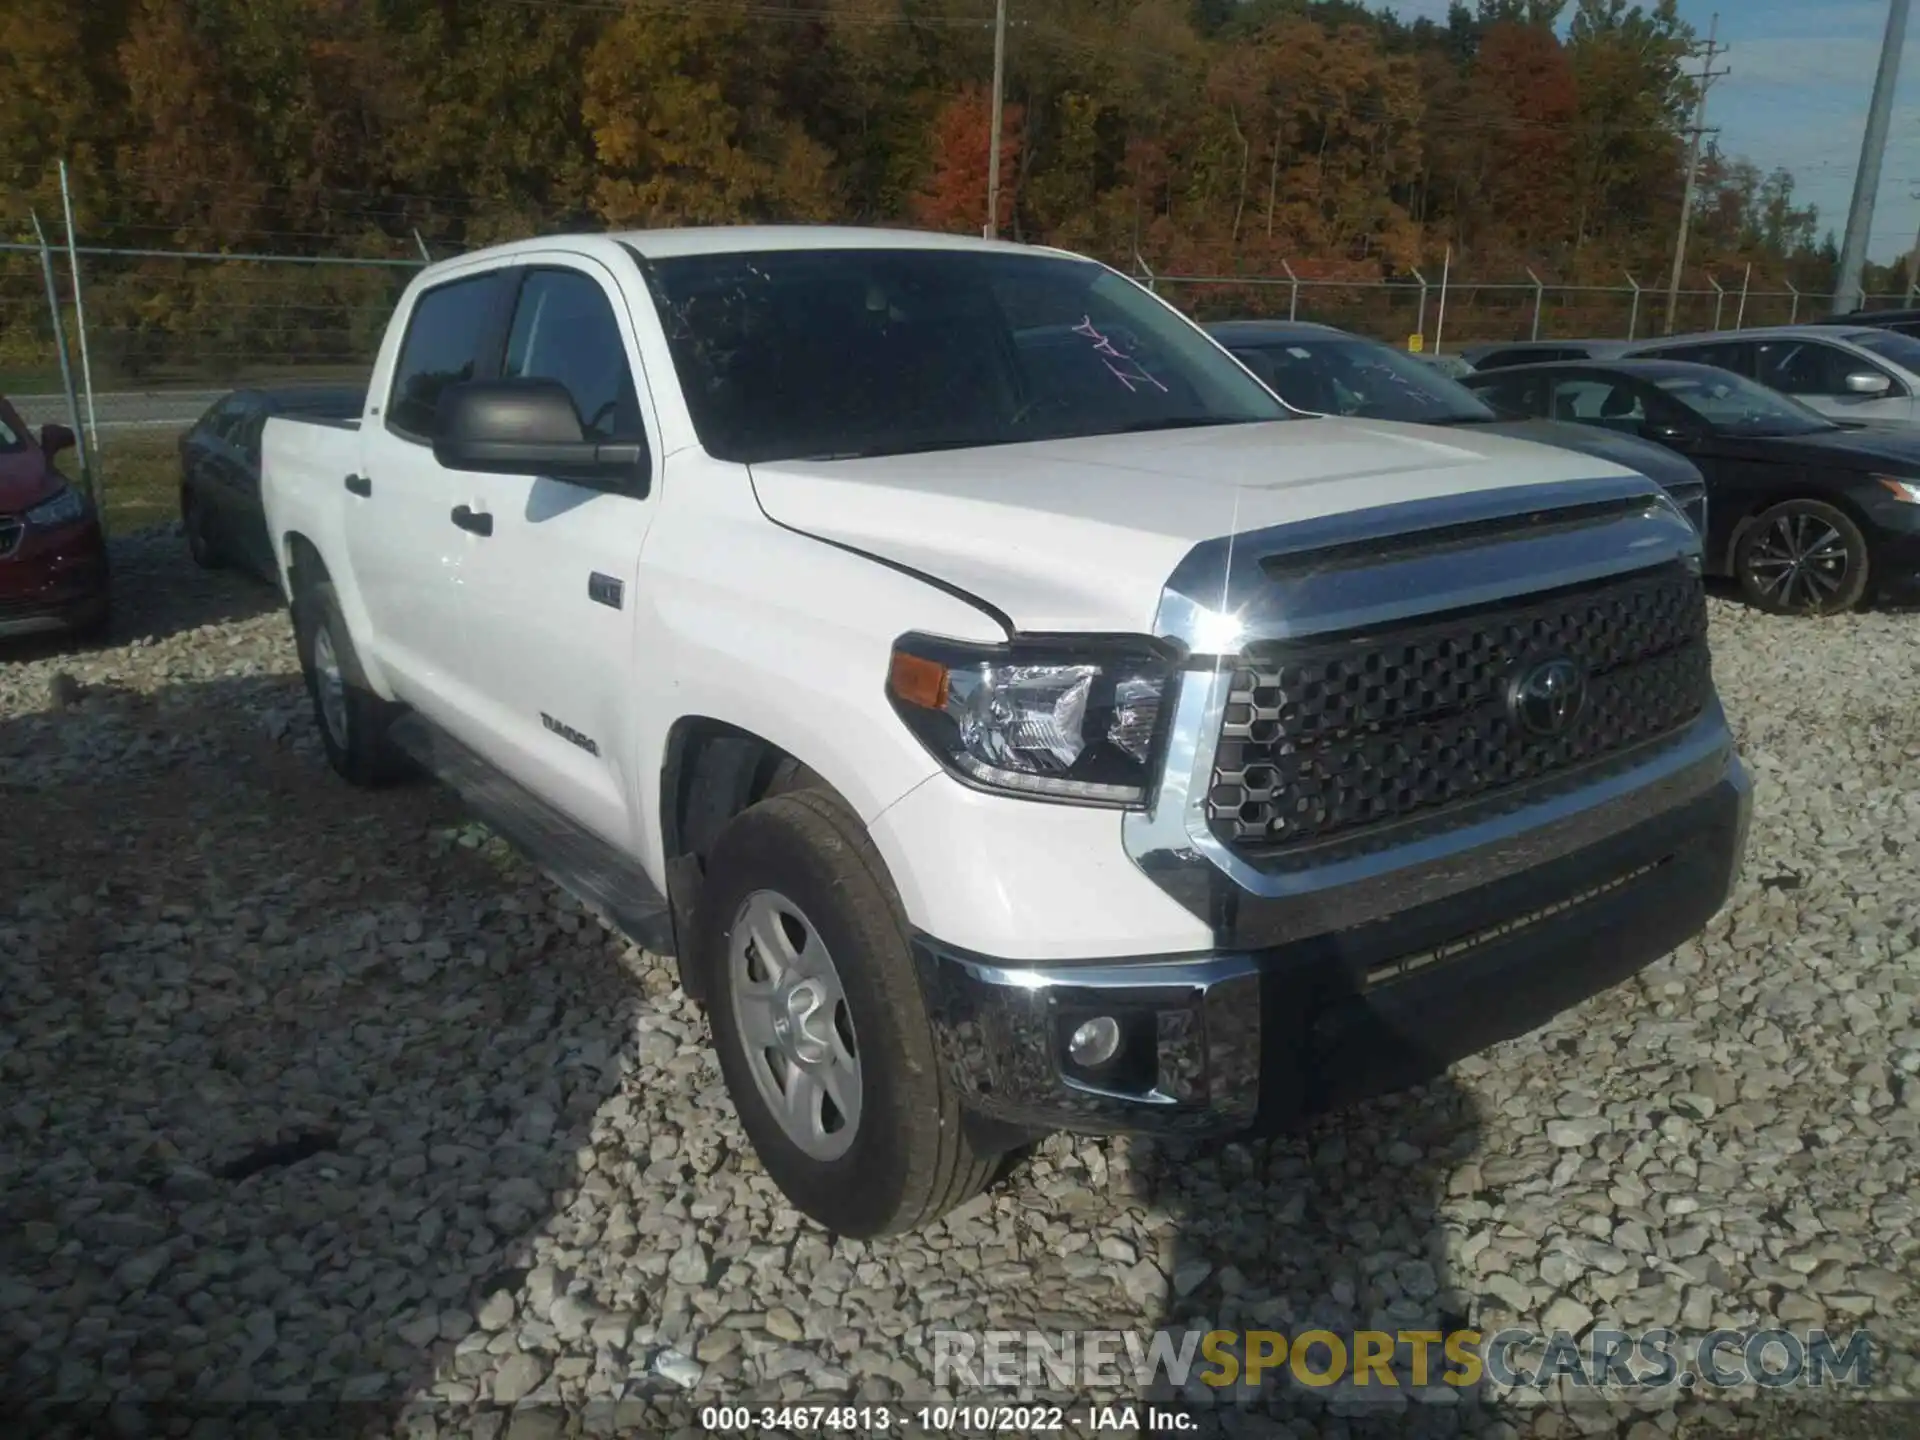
[1834, 0, 1912, 315]
[1664, 13, 1727, 334]
[984, 0, 1008, 239]
[1906, 200, 1920, 305]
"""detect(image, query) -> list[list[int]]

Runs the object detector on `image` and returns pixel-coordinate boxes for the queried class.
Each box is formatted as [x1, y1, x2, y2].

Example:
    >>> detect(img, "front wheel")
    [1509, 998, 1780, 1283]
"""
[1734, 499, 1871, 616]
[698, 790, 998, 1237]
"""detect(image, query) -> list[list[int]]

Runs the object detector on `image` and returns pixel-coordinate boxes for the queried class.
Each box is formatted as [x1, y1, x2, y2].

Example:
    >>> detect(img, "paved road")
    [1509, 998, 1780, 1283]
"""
[13, 379, 367, 433]
[12, 389, 225, 432]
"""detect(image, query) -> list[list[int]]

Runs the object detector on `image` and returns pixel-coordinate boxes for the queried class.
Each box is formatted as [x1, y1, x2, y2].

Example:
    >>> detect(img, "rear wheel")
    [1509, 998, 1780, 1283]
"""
[293, 578, 408, 785]
[698, 790, 998, 1237]
[1734, 499, 1870, 616]
[182, 487, 224, 569]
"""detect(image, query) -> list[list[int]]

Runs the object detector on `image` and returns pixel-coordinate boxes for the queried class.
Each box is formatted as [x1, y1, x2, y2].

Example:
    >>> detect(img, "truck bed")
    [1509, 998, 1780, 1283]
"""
[260, 412, 365, 602]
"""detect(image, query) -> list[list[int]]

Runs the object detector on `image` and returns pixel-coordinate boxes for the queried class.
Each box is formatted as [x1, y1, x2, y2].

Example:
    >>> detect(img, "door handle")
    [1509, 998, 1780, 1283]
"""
[344, 473, 372, 497]
[451, 504, 494, 537]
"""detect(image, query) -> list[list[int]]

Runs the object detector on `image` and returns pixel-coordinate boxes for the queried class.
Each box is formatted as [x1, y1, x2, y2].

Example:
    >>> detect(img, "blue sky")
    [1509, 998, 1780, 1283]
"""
[1371, 0, 1920, 264]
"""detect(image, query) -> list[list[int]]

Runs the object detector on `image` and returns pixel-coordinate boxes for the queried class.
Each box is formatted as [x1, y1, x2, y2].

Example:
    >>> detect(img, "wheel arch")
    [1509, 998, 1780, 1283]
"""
[657, 716, 850, 1002]
[1722, 485, 1877, 575]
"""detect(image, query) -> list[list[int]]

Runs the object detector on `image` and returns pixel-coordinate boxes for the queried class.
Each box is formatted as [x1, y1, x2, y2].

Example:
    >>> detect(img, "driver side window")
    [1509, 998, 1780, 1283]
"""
[1756, 341, 1894, 398]
[502, 268, 646, 445]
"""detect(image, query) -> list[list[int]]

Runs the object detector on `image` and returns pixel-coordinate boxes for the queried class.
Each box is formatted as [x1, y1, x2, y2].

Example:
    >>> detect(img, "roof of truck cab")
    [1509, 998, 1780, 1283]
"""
[420, 227, 1082, 276]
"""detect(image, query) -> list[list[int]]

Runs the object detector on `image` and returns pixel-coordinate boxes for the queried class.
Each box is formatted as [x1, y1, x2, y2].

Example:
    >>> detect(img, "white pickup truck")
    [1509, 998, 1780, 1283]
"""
[262, 227, 1751, 1237]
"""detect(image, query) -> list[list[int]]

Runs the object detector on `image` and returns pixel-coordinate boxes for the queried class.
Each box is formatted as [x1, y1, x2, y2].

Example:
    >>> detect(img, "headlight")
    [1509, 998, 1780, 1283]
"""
[1873, 474, 1920, 504]
[886, 634, 1176, 806]
[25, 484, 87, 527]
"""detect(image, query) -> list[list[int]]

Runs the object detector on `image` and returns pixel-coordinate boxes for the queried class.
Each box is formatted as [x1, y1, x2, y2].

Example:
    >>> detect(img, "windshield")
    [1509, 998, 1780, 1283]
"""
[1229, 336, 1496, 424]
[637, 247, 1289, 463]
[1844, 329, 1920, 371]
[1654, 370, 1835, 436]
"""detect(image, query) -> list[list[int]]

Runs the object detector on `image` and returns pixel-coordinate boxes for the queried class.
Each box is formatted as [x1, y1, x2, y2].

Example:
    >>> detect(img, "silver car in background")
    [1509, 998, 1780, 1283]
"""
[1626, 324, 1920, 428]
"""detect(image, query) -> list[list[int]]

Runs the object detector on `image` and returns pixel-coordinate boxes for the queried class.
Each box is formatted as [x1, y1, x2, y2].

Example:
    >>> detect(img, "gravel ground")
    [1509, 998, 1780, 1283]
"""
[2, 534, 1918, 1439]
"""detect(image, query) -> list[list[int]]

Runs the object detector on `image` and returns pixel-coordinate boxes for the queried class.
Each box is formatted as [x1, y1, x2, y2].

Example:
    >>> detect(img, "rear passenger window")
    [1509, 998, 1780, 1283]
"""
[387, 272, 504, 440]
[1473, 374, 1544, 416]
[1642, 341, 1752, 375]
[502, 269, 645, 444]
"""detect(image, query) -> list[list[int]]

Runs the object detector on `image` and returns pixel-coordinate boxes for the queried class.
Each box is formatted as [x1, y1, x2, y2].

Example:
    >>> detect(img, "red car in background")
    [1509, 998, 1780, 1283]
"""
[0, 394, 109, 641]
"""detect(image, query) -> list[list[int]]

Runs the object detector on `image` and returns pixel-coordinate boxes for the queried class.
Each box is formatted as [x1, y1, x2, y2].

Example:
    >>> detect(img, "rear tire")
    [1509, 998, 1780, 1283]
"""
[182, 487, 224, 569]
[293, 579, 409, 785]
[697, 790, 998, 1237]
[1734, 499, 1870, 616]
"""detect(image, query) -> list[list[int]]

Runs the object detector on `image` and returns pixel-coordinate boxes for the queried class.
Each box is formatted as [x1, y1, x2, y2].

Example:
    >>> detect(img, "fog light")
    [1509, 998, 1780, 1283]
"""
[1068, 1016, 1122, 1067]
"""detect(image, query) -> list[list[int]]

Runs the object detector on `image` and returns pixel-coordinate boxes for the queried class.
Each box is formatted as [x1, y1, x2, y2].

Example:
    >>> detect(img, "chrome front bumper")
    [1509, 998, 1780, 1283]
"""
[915, 749, 1750, 1139]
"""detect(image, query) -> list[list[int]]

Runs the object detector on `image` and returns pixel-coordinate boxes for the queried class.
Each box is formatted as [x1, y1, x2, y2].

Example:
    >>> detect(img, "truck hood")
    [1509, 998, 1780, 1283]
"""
[1473, 417, 1705, 493]
[747, 418, 1642, 633]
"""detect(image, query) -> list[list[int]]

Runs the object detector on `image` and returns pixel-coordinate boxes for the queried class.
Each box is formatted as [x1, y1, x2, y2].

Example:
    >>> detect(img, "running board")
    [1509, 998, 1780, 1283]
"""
[388, 713, 677, 957]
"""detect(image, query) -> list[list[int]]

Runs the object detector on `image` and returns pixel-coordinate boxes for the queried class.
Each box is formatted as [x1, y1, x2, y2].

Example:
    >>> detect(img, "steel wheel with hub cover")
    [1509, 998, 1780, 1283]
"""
[698, 788, 998, 1237]
[1734, 498, 1871, 616]
[728, 890, 862, 1161]
[293, 577, 410, 786]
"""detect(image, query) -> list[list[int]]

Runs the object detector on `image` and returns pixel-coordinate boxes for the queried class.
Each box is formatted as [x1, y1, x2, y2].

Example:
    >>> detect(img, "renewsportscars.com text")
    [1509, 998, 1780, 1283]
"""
[933, 1327, 1874, 1393]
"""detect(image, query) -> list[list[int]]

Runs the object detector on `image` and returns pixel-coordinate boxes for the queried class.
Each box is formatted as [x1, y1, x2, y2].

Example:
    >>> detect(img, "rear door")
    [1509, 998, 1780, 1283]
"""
[442, 256, 661, 850]
[348, 266, 513, 727]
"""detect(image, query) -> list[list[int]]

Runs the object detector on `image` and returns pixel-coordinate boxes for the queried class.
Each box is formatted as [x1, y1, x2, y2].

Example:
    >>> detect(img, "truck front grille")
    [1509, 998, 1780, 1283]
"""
[1207, 563, 1711, 858]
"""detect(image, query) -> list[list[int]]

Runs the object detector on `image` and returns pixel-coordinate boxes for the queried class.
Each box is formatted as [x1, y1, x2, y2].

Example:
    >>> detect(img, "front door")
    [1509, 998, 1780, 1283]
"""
[1755, 339, 1917, 426]
[443, 257, 661, 851]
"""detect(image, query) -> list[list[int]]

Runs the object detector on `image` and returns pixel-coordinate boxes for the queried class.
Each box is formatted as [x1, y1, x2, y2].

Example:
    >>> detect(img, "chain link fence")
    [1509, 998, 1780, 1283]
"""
[1145, 268, 1910, 350]
[5, 160, 1915, 530]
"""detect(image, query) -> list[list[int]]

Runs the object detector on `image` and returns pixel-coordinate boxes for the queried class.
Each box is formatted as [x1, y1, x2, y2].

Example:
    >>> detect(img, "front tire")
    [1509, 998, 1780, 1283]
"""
[293, 579, 408, 785]
[698, 790, 998, 1237]
[1734, 499, 1870, 615]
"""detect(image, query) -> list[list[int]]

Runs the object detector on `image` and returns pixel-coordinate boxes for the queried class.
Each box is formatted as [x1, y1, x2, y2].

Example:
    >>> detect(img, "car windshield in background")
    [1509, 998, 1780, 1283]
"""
[1234, 338, 1495, 424]
[1654, 370, 1835, 436]
[1844, 329, 1920, 371]
[637, 247, 1290, 463]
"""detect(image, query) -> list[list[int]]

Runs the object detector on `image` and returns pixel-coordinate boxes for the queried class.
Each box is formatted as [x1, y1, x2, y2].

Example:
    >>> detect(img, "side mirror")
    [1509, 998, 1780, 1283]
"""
[433, 379, 646, 492]
[1845, 370, 1893, 396]
[39, 422, 75, 457]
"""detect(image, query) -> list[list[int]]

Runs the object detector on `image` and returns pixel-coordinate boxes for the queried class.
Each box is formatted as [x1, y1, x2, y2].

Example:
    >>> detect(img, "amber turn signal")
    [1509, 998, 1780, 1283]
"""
[888, 648, 951, 711]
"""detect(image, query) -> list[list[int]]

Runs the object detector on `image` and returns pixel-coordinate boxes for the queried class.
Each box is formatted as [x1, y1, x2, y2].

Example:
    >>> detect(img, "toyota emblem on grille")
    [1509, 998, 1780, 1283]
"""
[1507, 656, 1587, 736]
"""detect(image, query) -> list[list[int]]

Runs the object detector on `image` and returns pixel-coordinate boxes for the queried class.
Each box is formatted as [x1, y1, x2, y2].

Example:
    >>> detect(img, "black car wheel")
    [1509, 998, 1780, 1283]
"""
[1734, 499, 1871, 616]
[182, 487, 224, 569]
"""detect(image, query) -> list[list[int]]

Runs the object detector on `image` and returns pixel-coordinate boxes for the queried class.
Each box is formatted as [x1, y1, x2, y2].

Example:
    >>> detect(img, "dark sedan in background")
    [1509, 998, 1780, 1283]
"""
[181, 386, 364, 581]
[1208, 320, 1708, 538]
[1461, 359, 1920, 616]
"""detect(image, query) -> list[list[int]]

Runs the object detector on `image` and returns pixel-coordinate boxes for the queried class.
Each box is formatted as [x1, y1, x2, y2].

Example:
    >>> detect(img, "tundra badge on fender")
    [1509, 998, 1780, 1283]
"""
[540, 713, 600, 756]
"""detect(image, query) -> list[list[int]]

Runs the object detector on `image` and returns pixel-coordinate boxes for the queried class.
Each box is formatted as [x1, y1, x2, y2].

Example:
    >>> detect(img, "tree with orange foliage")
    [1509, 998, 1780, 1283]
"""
[911, 86, 1024, 235]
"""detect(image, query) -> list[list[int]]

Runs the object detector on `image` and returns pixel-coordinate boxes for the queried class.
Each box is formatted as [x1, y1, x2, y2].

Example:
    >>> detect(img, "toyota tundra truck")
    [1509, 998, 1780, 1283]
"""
[260, 227, 1751, 1237]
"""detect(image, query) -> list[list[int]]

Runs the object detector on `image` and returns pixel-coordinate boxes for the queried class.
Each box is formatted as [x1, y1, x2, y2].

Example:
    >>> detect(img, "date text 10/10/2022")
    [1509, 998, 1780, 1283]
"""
[698, 1404, 1197, 1433]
